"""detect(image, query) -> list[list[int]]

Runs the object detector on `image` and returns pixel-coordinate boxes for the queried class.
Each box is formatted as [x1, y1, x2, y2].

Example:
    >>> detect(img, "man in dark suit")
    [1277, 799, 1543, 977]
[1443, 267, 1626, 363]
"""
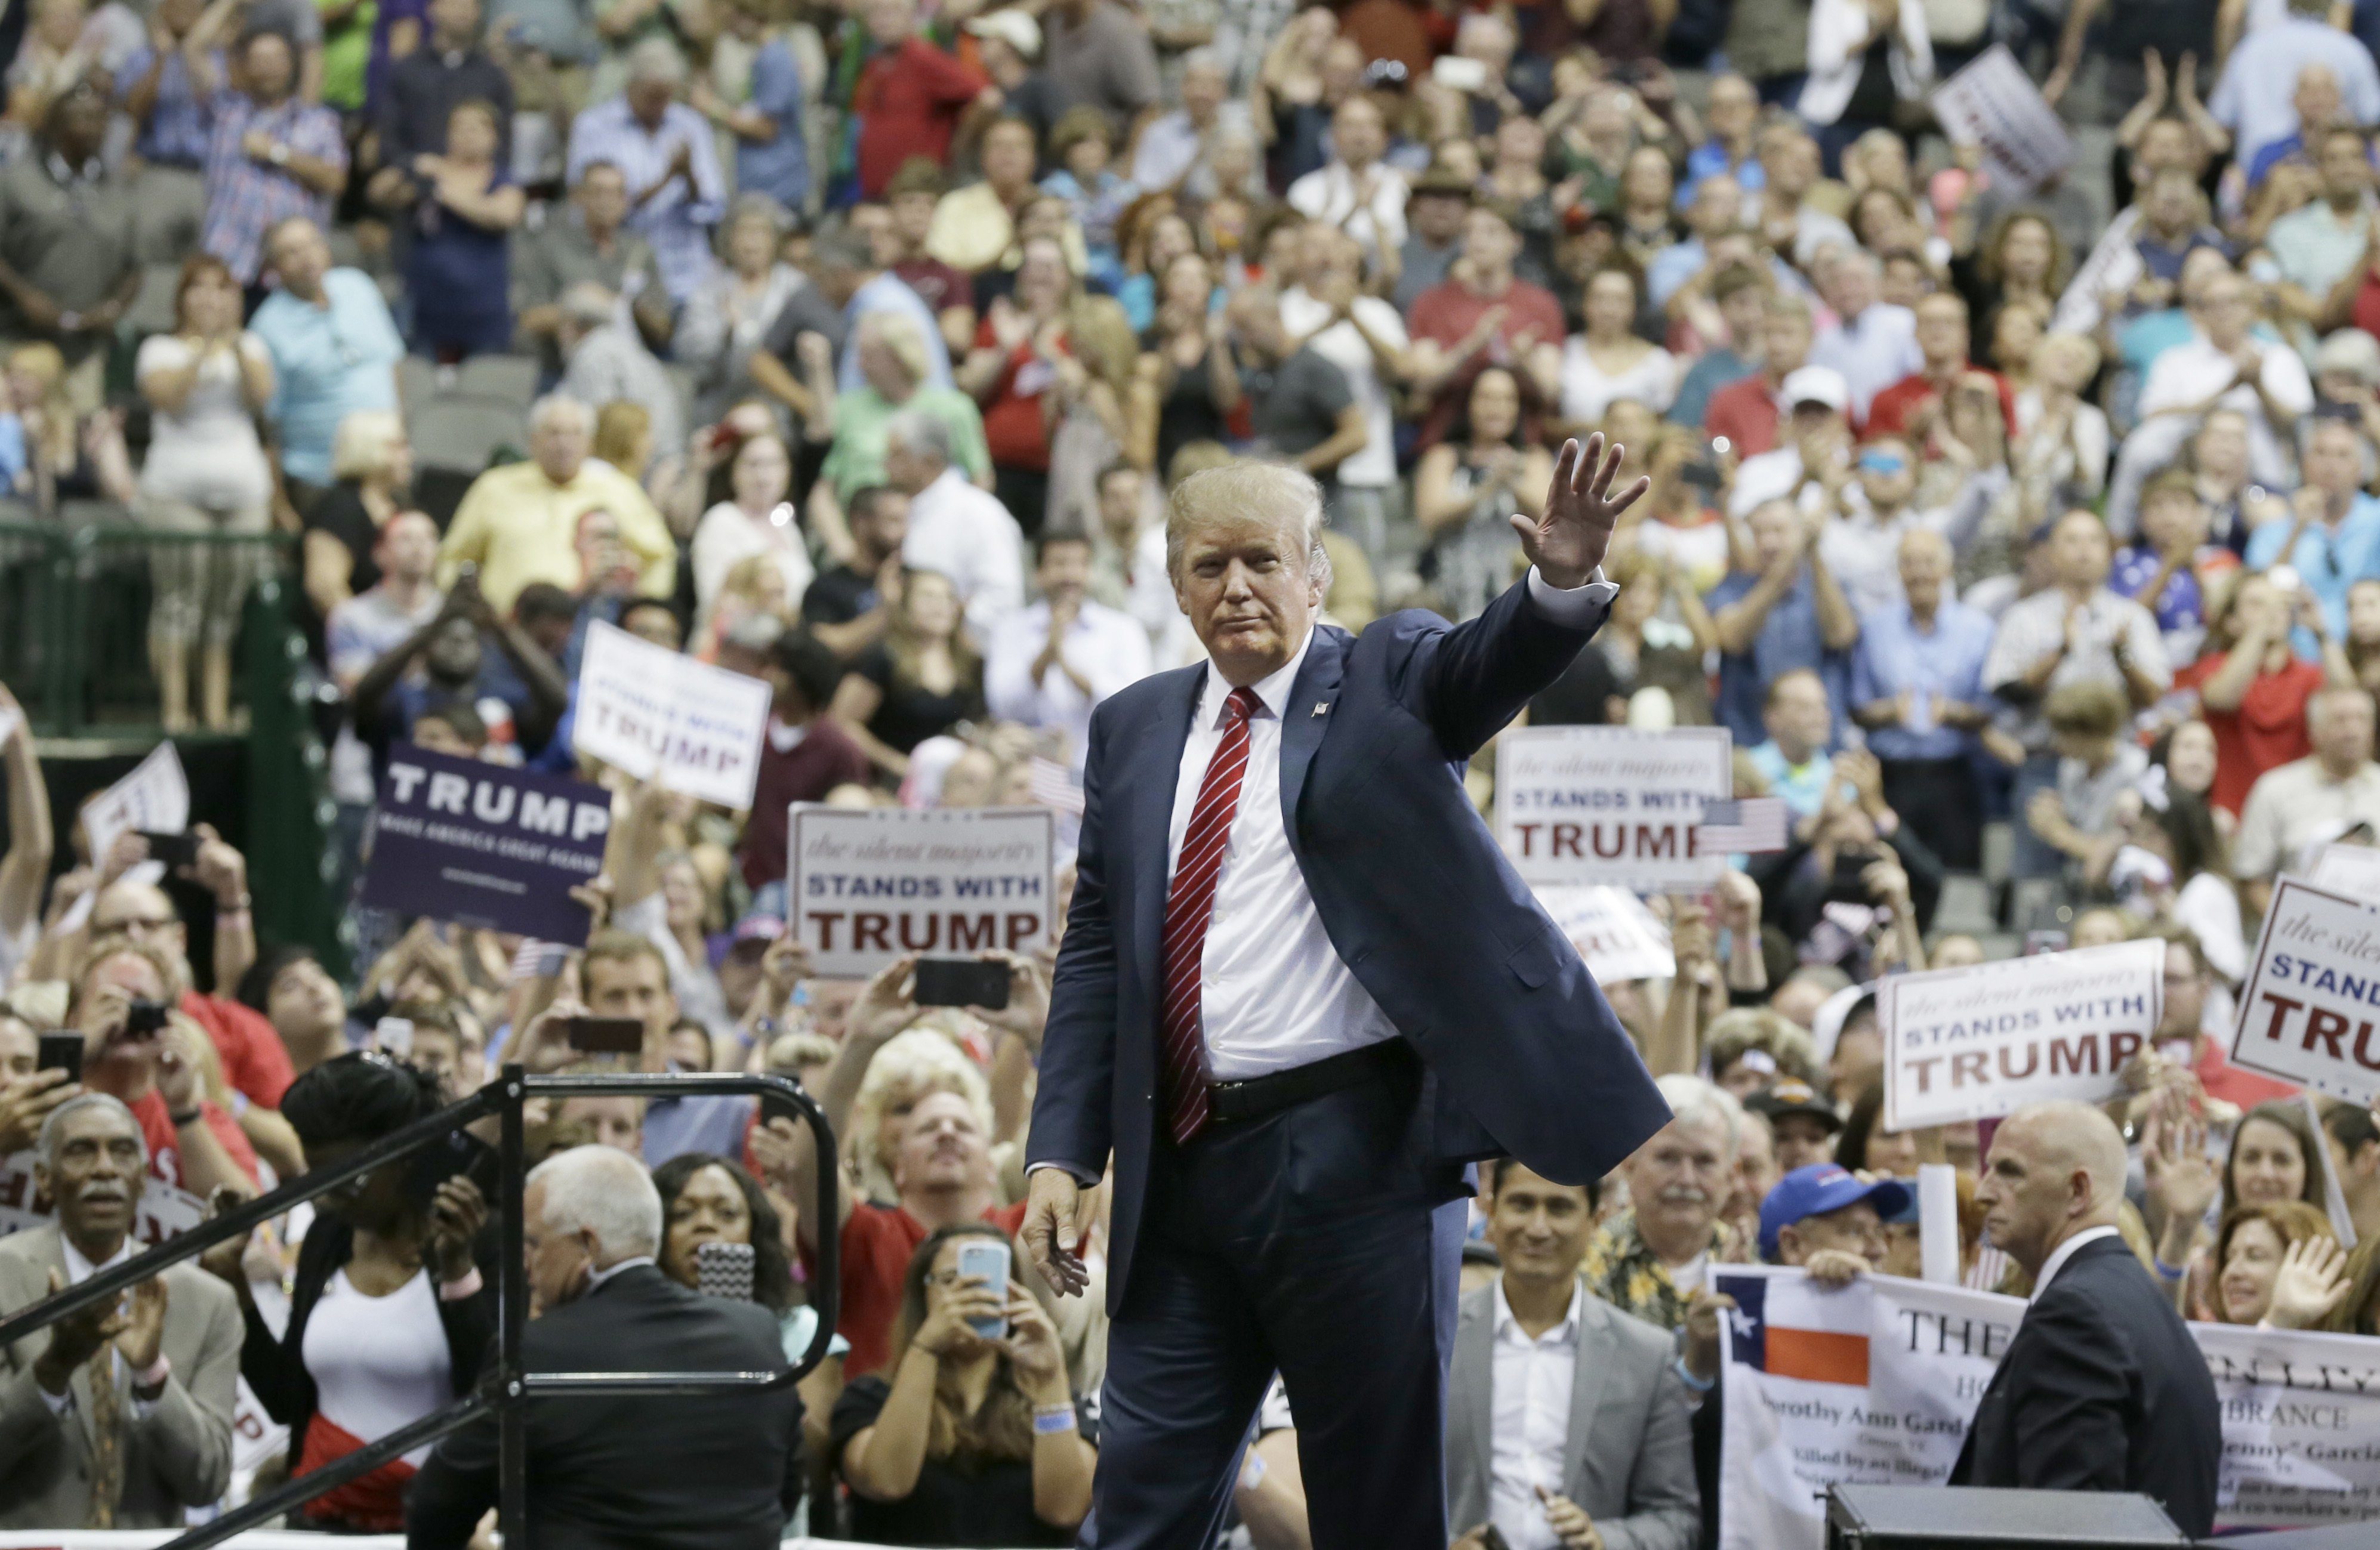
[1021, 438, 1673, 1549]
[1952, 1101, 2221, 1536]
[406, 1145, 802, 1549]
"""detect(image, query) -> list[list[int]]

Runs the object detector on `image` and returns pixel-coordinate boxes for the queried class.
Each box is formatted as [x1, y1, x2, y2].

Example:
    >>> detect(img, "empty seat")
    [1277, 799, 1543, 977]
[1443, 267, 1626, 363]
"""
[456, 354, 539, 407]
[128, 264, 183, 336]
[412, 397, 528, 473]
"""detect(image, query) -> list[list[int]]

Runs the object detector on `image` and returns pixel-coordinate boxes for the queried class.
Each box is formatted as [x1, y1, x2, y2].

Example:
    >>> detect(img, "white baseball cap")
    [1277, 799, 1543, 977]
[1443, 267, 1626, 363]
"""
[966, 9, 1041, 60]
[1780, 365, 1849, 413]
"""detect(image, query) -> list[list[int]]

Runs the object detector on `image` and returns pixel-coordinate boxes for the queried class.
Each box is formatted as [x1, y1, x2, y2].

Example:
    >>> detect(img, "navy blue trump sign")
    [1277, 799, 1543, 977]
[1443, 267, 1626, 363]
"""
[360, 743, 612, 943]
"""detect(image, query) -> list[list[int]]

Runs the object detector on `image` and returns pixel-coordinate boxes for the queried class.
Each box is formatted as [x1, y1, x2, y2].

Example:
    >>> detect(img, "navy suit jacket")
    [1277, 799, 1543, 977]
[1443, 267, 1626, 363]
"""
[1029, 578, 1673, 1310]
[1949, 1234, 2222, 1537]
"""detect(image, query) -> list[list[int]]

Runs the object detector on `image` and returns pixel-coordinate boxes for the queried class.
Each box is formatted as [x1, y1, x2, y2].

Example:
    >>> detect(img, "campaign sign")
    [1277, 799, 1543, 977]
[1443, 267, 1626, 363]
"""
[1718, 1268, 2380, 1546]
[1536, 885, 1674, 983]
[360, 743, 611, 942]
[2310, 842, 2380, 906]
[1496, 726, 1732, 890]
[792, 805, 1055, 977]
[1882, 938, 2164, 1130]
[2230, 878, 2380, 1103]
[572, 618, 772, 808]
[82, 739, 190, 865]
[1932, 45, 2074, 193]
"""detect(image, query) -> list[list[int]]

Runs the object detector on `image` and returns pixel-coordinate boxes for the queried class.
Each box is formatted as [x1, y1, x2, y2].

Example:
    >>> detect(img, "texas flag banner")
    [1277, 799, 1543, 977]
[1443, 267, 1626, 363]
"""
[1715, 1267, 2020, 1550]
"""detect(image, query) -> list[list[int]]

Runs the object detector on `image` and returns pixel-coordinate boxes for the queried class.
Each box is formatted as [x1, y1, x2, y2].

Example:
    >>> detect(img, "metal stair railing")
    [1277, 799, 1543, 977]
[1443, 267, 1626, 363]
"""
[0, 1066, 837, 1550]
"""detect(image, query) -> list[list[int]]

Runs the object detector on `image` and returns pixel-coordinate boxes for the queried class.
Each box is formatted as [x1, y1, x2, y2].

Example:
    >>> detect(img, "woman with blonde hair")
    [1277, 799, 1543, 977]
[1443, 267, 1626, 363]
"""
[831, 569, 986, 777]
[959, 234, 1126, 536]
[302, 409, 414, 628]
[132, 254, 272, 730]
[593, 400, 655, 486]
[843, 1027, 997, 1205]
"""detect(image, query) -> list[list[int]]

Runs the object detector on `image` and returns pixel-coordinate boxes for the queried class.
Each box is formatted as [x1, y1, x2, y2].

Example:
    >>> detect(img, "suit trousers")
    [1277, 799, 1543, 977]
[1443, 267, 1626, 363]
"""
[1087, 1052, 1464, 1550]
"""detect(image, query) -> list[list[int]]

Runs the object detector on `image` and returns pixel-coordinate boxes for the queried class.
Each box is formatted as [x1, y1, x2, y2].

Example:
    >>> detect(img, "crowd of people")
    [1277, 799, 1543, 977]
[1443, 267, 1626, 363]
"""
[2, 0, 2380, 1542]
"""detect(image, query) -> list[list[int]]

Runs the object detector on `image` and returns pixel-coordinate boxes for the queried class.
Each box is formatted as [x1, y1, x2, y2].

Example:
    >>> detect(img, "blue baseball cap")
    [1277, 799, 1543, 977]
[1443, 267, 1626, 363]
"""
[1758, 1163, 1913, 1262]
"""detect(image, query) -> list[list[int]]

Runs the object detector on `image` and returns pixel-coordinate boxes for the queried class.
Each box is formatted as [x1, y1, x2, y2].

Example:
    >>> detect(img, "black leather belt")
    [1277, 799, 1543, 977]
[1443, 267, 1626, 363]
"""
[1206, 1040, 1406, 1126]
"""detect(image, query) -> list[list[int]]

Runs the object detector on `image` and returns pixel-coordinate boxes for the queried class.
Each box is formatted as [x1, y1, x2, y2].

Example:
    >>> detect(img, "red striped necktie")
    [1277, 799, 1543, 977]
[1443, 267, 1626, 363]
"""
[1157, 684, 1262, 1145]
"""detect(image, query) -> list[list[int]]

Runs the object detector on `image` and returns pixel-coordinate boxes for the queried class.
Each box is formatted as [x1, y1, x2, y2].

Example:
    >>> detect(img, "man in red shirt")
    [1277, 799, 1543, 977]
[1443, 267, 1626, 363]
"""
[796, 1089, 1025, 1376]
[1702, 291, 1814, 458]
[1405, 205, 1564, 447]
[1863, 292, 2015, 443]
[851, 0, 987, 199]
[92, 866, 300, 1171]
[67, 935, 260, 1197]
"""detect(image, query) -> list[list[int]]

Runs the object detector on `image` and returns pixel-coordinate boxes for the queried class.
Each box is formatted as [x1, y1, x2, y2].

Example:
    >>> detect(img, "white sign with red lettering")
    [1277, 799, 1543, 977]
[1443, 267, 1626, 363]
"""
[1496, 726, 1732, 890]
[1536, 885, 1675, 983]
[2310, 842, 2380, 906]
[1882, 938, 2165, 1130]
[2230, 878, 2380, 1103]
[791, 805, 1056, 977]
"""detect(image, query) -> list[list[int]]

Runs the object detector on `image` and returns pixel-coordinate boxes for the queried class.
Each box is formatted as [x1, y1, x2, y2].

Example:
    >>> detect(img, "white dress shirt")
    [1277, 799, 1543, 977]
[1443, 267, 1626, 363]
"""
[2030, 1225, 2122, 1301]
[1171, 569, 1612, 1081]
[1489, 1276, 1582, 1550]
[984, 596, 1155, 770]
[1807, 302, 1922, 422]
[903, 466, 1028, 641]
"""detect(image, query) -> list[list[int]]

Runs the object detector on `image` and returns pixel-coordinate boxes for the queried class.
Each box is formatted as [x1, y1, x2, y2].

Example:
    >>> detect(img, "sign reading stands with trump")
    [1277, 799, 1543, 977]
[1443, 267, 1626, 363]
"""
[1495, 726, 1731, 890]
[1718, 1267, 2380, 1549]
[791, 805, 1056, 977]
[572, 618, 773, 809]
[2230, 877, 2380, 1103]
[1880, 938, 2163, 1130]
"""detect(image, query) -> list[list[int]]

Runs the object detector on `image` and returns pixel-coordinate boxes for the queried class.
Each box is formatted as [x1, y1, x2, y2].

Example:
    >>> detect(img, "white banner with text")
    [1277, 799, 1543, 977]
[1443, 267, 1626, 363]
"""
[1495, 726, 1732, 890]
[790, 805, 1055, 977]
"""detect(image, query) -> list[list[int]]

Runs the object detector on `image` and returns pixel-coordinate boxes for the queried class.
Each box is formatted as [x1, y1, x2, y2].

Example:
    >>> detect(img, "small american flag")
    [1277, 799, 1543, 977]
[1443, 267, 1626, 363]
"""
[1696, 797, 1789, 854]
[1027, 755, 1085, 817]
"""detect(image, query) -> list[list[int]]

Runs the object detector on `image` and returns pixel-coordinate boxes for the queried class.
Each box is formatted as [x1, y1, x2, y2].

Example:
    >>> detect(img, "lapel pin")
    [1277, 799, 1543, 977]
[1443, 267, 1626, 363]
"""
[1312, 702, 1330, 717]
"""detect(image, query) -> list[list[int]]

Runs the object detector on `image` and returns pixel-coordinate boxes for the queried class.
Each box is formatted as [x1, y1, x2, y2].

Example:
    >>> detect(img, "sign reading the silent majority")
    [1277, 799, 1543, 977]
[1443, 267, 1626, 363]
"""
[1932, 45, 2074, 193]
[2230, 878, 2380, 1103]
[1496, 726, 1732, 891]
[1536, 885, 1675, 983]
[1716, 1268, 2380, 1548]
[1882, 938, 2164, 1130]
[360, 743, 611, 943]
[791, 805, 1055, 977]
[572, 618, 773, 808]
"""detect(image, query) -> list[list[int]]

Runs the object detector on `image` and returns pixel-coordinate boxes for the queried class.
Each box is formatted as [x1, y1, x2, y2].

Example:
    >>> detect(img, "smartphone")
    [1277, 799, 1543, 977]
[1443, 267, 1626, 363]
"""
[124, 999, 169, 1042]
[36, 1032, 82, 1083]
[135, 830, 199, 867]
[1481, 1527, 1515, 1550]
[374, 1017, 415, 1058]
[914, 958, 1010, 1010]
[695, 1240, 758, 1302]
[405, 1125, 495, 1211]
[563, 1015, 645, 1055]
[955, 1239, 1011, 1338]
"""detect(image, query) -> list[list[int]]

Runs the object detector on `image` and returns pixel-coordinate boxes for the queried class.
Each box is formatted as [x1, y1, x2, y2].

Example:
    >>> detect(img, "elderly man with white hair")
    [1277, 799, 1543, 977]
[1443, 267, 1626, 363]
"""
[436, 394, 676, 609]
[1806, 247, 1920, 425]
[881, 408, 1025, 638]
[565, 38, 726, 306]
[557, 280, 686, 458]
[406, 1145, 806, 1546]
[0, 1092, 243, 1528]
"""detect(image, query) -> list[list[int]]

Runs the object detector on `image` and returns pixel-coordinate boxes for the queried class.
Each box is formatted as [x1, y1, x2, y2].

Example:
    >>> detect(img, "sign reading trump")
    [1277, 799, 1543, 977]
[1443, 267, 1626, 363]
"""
[2230, 878, 2380, 1103]
[572, 618, 773, 809]
[1882, 938, 2164, 1129]
[791, 805, 1056, 977]
[1495, 725, 1732, 890]
[359, 743, 612, 943]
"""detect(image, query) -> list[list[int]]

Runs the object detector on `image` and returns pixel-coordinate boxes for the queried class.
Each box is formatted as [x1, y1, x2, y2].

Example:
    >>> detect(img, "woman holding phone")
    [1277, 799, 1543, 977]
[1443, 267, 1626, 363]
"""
[204, 1052, 490, 1533]
[833, 1222, 1096, 1545]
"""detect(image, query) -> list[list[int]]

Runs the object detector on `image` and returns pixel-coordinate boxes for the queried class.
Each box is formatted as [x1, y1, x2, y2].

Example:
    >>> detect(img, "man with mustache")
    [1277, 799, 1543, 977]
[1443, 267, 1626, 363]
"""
[1582, 1075, 1739, 1347]
[0, 1094, 242, 1527]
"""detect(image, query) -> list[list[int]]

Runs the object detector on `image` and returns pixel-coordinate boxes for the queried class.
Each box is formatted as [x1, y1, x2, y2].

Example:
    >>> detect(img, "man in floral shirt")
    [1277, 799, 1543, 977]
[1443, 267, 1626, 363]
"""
[1580, 1075, 1744, 1335]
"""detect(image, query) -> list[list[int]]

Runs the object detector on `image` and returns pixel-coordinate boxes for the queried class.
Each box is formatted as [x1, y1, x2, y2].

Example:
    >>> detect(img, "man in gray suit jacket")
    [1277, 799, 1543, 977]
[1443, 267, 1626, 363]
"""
[0, 1093, 241, 1527]
[1448, 1160, 1698, 1550]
